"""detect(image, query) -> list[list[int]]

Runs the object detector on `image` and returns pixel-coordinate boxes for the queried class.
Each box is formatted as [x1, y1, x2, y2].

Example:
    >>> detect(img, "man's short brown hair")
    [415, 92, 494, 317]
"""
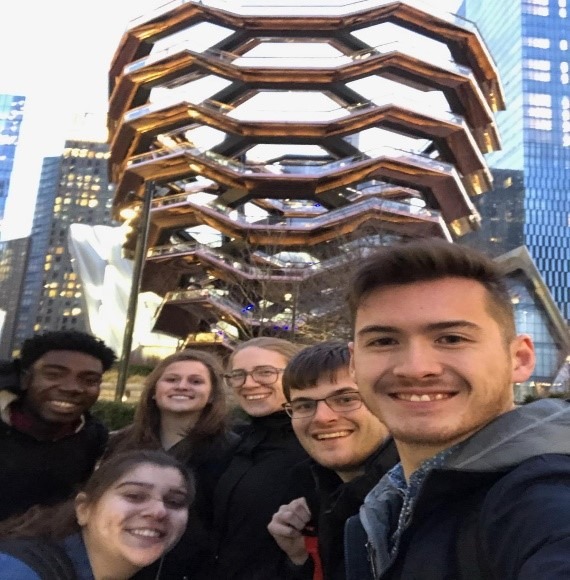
[346, 239, 516, 343]
[282, 341, 350, 402]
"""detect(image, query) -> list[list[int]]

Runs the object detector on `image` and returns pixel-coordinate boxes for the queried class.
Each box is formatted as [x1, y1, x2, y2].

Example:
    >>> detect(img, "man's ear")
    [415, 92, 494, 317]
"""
[348, 342, 356, 380]
[75, 492, 91, 527]
[511, 334, 535, 384]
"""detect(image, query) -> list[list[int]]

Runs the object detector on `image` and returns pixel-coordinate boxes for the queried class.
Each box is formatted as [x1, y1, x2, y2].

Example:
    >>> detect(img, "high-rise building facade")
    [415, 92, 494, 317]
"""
[460, 0, 570, 320]
[0, 237, 30, 357]
[461, 168, 525, 256]
[13, 140, 115, 344]
[12, 156, 61, 346]
[0, 94, 26, 231]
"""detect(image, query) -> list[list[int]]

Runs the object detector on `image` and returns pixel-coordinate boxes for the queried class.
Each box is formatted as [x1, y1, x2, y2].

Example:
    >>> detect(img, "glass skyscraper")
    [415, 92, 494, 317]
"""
[11, 156, 61, 348]
[460, 0, 570, 320]
[0, 94, 26, 229]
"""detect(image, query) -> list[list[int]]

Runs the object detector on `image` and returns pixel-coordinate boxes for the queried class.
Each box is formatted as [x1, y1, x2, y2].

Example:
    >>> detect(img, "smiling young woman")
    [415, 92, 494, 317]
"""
[0, 450, 192, 580]
[102, 350, 240, 580]
[210, 337, 309, 580]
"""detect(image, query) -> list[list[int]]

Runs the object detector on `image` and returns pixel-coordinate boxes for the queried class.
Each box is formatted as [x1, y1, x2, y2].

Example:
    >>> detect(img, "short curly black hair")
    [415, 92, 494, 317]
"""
[20, 330, 117, 372]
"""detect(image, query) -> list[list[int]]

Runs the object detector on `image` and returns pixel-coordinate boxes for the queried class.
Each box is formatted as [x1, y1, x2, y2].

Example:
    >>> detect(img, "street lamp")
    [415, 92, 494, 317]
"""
[114, 181, 154, 402]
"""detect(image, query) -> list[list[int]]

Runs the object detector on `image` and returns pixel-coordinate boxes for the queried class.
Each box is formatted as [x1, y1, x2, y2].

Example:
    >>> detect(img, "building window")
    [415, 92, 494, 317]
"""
[524, 37, 550, 49]
[525, 59, 551, 71]
[526, 71, 551, 82]
[527, 93, 552, 106]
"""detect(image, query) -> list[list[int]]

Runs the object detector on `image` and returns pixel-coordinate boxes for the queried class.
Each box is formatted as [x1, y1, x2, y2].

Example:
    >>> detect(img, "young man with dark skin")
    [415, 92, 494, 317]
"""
[268, 341, 398, 580]
[344, 239, 570, 579]
[0, 330, 116, 521]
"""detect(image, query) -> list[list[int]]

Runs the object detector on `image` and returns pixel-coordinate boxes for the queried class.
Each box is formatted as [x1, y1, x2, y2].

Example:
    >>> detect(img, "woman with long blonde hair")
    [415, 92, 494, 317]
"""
[211, 337, 309, 579]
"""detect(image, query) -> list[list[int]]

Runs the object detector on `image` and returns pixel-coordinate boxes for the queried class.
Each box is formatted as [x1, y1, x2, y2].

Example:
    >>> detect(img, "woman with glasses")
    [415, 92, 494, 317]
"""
[103, 349, 240, 580]
[211, 337, 309, 580]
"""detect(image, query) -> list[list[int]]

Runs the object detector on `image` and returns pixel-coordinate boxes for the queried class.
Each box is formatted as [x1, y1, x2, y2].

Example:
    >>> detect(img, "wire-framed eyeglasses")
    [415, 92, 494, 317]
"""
[283, 391, 363, 419]
[224, 365, 284, 389]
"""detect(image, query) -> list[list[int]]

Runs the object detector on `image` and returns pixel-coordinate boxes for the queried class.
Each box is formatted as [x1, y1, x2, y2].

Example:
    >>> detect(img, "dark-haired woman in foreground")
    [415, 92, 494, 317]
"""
[105, 349, 239, 579]
[0, 450, 192, 579]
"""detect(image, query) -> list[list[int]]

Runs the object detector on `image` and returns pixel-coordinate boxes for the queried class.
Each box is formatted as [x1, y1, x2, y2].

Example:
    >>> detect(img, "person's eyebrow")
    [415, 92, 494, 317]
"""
[39, 364, 68, 371]
[290, 387, 359, 402]
[40, 364, 101, 375]
[424, 320, 482, 332]
[356, 320, 481, 337]
[115, 481, 187, 495]
[116, 481, 153, 490]
[356, 324, 400, 337]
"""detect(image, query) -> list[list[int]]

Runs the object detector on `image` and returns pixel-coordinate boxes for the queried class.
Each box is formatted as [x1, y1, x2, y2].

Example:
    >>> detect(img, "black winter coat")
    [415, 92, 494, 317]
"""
[210, 412, 309, 580]
[287, 438, 399, 580]
[0, 412, 108, 521]
[346, 456, 570, 579]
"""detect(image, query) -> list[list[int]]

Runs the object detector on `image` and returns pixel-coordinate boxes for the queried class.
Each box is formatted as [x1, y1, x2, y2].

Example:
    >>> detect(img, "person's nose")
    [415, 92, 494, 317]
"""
[242, 371, 259, 388]
[312, 399, 338, 422]
[143, 498, 168, 520]
[58, 377, 84, 393]
[392, 341, 442, 379]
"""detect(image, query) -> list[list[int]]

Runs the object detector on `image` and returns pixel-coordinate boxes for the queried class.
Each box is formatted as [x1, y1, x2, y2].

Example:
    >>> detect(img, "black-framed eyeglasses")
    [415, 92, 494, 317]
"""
[224, 366, 285, 389]
[283, 391, 363, 419]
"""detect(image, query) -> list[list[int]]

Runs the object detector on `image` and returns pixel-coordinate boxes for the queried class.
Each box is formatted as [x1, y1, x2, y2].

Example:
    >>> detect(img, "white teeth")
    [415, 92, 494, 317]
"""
[397, 393, 450, 402]
[316, 431, 350, 440]
[130, 529, 162, 538]
[51, 401, 75, 408]
[170, 395, 191, 400]
[245, 394, 269, 400]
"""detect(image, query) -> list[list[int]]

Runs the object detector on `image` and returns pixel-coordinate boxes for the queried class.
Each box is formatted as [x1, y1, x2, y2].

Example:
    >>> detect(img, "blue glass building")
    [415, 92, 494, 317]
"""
[460, 0, 570, 320]
[0, 94, 26, 228]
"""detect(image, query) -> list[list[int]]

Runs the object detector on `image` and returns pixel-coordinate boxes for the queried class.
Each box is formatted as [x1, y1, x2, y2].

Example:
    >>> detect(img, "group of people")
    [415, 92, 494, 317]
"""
[0, 239, 568, 579]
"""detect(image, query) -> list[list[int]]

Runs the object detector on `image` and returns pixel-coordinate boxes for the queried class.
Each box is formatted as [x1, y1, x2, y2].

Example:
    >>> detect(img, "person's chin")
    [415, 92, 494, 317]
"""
[41, 411, 82, 424]
[241, 401, 279, 417]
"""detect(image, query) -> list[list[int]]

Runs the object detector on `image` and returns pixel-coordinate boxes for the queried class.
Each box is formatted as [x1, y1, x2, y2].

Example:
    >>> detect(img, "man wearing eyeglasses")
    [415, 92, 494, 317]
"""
[268, 341, 398, 580]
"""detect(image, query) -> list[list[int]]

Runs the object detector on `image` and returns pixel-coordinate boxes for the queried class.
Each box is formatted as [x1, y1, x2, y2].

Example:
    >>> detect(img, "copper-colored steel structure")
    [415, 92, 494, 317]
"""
[108, 0, 504, 345]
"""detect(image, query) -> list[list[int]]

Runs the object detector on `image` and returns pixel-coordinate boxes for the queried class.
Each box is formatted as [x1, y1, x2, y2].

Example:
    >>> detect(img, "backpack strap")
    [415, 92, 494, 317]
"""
[0, 538, 77, 580]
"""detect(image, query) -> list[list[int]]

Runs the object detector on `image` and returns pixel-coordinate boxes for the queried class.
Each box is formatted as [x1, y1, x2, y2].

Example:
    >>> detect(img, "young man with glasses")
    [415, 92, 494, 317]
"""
[268, 341, 398, 580]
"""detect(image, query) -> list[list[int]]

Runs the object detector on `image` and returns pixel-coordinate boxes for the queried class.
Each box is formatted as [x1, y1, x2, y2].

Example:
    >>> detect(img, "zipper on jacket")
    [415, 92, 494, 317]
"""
[366, 540, 379, 579]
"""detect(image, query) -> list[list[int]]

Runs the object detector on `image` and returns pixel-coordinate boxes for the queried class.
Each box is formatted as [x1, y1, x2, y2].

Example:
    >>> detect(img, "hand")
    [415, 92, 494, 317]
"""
[267, 497, 312, 566]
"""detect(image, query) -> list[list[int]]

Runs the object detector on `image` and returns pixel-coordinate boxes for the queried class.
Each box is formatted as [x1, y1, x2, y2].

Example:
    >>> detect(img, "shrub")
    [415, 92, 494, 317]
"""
[92, 400, 136, 431]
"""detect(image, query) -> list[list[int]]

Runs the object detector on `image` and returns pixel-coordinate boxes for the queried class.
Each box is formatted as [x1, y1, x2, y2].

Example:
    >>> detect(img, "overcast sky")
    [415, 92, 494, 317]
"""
[0, 0, 463, 239]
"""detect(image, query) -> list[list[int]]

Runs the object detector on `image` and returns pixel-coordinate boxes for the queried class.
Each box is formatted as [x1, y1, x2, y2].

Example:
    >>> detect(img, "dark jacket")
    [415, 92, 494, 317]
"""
[345, 399, 570, 580]
[107, 427, 241, 580]
[0, 390, 108, 522]
[211, 412, 309, 580]
[287, 438, 399, 580]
